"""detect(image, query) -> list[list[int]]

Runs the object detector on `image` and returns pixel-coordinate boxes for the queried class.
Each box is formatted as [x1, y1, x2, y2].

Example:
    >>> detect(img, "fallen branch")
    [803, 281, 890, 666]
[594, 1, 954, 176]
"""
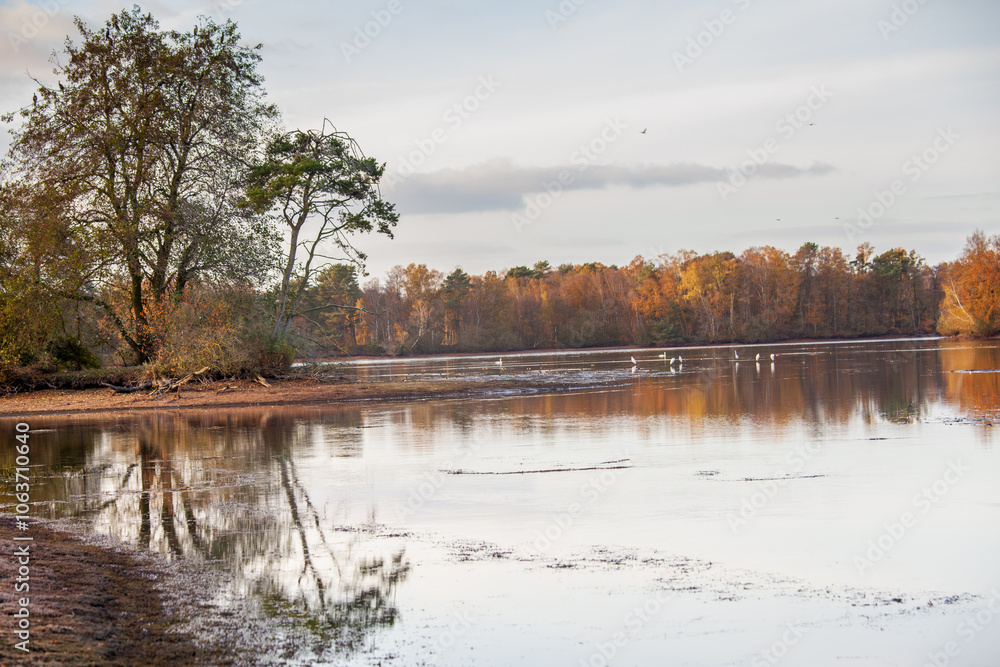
[102, 381, 152, 394]
[443, 464, 633, 476]
[149, 374, 194, 397]
[739, 474, 827, 482]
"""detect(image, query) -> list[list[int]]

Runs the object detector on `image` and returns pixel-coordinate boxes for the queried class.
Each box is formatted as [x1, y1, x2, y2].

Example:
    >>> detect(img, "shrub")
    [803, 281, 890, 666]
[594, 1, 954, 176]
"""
[149, 282, 295, 377]
[46, 337, 102, 371]
[250, 337, 297, 373]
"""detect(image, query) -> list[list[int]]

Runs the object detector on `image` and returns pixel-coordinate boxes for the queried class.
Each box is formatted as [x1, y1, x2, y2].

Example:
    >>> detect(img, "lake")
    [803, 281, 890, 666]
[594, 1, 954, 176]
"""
[5, 338, 1000, 666]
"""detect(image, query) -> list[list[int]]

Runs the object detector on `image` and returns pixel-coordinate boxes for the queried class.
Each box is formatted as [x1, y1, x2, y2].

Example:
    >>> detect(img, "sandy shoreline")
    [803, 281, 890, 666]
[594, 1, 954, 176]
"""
[0, 516, 210, 666]
[0, 377, 588, 419]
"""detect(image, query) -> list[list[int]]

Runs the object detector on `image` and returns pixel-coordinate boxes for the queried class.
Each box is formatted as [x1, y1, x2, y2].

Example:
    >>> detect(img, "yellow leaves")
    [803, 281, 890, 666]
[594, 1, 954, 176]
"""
[938, 231, 1000, 336]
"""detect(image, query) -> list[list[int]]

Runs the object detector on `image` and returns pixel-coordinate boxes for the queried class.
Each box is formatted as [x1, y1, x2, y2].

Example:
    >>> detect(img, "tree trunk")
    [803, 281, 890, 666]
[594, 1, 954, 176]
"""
[273, 223, 301, 338]
[130, 270, 152, 363]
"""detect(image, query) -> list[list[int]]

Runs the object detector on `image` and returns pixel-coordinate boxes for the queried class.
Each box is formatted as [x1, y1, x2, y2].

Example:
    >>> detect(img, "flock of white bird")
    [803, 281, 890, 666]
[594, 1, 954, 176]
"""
[494, 350, 779, 371]
[628, 350, 777, 369]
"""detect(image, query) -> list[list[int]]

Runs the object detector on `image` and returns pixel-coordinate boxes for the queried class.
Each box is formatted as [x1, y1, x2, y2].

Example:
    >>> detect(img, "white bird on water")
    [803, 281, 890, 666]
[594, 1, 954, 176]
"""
[657, 352, 667, 358]
[630, 356, 637, 365]
[669, 357, 676, 365]
[734, 350, 739, 360]
[755, 353, 760, 362]
[770, 353, 776, 361]
[678, 355, 684, 363]
[495, 358, 503, 366]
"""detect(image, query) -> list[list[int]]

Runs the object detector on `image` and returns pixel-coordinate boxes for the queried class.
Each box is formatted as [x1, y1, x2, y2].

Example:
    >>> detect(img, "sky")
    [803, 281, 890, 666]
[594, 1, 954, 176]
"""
[1, 0, 998, 280]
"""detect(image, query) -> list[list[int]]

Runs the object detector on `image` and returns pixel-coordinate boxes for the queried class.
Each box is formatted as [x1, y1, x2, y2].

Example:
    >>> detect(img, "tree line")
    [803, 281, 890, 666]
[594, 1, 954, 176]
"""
[296, 232, 998, 357]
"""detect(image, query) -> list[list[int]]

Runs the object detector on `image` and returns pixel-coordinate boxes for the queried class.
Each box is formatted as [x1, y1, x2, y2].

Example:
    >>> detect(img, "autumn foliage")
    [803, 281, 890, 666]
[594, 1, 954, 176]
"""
[293, 241, 949, 356]
[938, 231, 1000, 336]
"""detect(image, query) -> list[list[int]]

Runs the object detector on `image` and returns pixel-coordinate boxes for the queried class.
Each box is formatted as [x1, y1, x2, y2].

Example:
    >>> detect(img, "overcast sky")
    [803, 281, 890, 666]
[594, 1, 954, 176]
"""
[2, 0, 998, 278]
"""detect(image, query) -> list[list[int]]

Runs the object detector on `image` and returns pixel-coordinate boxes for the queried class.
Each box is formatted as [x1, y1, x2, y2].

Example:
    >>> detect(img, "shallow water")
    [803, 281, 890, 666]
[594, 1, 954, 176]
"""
[4, 338, 1000, 666]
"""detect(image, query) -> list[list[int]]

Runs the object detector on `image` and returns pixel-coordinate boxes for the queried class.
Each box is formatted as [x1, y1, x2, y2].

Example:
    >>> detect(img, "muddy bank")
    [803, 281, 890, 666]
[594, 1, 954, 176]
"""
[0, 377, 591, 419]
[0, 515, 214, 666]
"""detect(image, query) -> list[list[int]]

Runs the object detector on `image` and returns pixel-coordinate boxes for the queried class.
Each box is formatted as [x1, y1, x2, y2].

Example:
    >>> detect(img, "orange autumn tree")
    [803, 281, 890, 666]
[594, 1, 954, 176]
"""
[738, 246, 800, 340]
[311, 241, 950, 358]
[938, 231, 1000, 336]
[681, 252, 742, 341]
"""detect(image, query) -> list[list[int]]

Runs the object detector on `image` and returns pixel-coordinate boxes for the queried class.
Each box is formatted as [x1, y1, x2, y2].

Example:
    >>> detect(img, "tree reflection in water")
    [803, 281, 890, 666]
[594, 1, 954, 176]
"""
[14, 411, 409, 658]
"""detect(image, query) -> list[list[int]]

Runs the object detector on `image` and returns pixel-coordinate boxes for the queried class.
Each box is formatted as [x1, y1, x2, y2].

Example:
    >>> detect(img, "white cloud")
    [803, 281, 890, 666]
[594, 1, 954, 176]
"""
[386, 158, 833, 214]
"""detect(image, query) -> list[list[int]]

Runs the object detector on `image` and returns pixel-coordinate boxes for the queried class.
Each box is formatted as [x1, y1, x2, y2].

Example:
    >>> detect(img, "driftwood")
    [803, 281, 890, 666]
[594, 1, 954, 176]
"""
[102, 381, 152, 394]
[103, 367, 214, 397]
[444, 460, 632, 476]
[740, 474, 827, 482]
[149, 373, 195, 397]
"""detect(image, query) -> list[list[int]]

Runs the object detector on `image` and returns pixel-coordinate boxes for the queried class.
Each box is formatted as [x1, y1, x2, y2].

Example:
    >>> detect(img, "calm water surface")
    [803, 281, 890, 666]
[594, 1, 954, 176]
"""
[4, 338, 1000, 666]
